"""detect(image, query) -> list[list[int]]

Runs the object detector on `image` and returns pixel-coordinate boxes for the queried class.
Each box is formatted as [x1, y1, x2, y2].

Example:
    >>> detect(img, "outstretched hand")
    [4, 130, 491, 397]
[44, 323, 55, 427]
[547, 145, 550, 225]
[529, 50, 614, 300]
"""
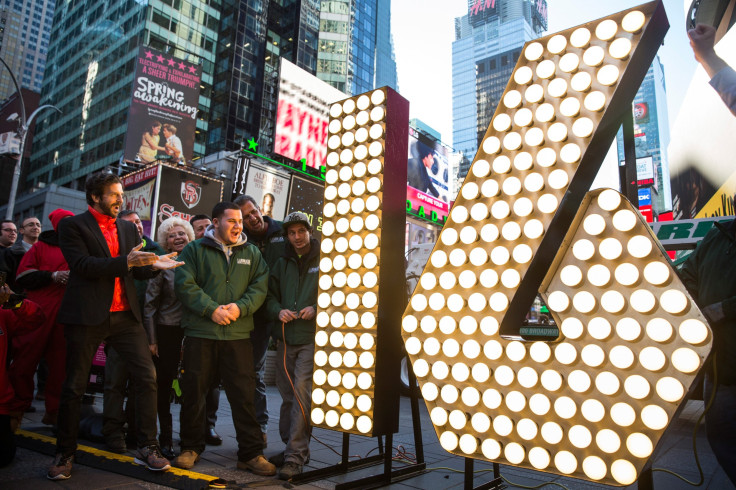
[127, 242, 158, 268]
[151, 252, 184, 270]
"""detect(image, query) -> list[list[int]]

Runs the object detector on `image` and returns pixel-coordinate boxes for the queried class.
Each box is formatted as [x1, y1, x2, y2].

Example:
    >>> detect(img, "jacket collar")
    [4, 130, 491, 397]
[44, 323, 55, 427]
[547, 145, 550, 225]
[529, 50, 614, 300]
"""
[245, 215, 282, 243]
[201, 225, 248, 252]
[284, 237, 320, 263]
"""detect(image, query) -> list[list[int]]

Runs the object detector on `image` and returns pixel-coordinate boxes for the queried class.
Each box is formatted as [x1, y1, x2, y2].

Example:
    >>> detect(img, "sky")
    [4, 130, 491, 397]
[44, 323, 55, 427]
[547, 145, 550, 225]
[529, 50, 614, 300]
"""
[391, 0, 698, 149]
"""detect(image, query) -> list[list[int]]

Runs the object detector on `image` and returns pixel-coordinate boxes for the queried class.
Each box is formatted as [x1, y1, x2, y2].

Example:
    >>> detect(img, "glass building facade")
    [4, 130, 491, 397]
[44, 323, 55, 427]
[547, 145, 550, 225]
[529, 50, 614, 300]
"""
[0, 0, 54, 100]
[452, 0, 546, 179]
[616, 56, 672, 214]
[27, 0, 218, 189]
[25, 0, 396, 191]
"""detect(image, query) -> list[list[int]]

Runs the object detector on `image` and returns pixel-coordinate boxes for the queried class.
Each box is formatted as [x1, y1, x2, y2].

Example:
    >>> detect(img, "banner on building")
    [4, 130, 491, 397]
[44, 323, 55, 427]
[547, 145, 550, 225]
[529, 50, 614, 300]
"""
[273, 59, 346, 169]
[287, 175, 325, 239]
[244, 164, 290, 221]
[407, 128, 450, 223]
[231, 155, 251, 200]
[122, 163, 223, 238]
[123, 46, 202, 166]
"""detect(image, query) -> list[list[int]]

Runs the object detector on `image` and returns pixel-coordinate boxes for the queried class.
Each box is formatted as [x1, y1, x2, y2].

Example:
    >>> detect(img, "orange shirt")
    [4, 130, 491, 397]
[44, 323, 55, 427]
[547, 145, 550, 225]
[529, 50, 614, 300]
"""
[88, 206, 130, 312]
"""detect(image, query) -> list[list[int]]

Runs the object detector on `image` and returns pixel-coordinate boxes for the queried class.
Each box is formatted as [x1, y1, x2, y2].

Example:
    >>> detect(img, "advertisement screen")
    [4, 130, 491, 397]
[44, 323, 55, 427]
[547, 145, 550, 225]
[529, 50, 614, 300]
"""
[287, 176, 325, 240]
[273, 59, 346, 169]
[244, 164, 290, 221]
[407, 128, 451, 221]
[123, 46, 202, 165]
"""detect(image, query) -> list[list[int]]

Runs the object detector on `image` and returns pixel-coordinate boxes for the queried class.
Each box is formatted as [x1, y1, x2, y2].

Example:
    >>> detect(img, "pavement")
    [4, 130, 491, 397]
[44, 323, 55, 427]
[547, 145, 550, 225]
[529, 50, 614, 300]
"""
[1, 385, 734, 490]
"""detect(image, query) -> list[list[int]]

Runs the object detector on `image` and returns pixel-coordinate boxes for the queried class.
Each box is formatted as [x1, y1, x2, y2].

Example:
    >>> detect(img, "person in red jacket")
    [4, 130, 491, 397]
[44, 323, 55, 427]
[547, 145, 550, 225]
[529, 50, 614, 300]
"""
[10, 209, 74, 426]
[1, 285, 45, 467]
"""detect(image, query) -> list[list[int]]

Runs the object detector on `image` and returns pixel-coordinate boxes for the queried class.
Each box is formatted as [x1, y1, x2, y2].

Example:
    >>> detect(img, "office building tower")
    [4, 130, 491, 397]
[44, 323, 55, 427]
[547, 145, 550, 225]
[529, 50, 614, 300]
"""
[616, 55, 672, 214]
[452, 0, 547, 178]
[0, 0, 54, 100]
[26, 0, 396, 191]
[26, 0, 218, 190]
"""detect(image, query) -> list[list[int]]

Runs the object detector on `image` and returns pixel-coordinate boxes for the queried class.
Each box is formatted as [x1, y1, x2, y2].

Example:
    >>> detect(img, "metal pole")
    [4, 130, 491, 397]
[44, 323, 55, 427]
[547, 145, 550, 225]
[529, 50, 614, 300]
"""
[1, 56, 61, 219]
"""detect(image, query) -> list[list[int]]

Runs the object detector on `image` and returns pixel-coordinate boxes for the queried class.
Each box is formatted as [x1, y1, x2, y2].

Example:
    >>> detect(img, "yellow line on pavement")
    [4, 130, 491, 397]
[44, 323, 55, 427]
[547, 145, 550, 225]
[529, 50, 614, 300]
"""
[17, 429, 218, 480]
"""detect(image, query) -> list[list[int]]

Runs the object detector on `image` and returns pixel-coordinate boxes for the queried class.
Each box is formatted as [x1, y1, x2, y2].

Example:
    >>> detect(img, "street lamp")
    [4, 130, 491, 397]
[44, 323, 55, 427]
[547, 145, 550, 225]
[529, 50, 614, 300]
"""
[1, 56, 62, 219]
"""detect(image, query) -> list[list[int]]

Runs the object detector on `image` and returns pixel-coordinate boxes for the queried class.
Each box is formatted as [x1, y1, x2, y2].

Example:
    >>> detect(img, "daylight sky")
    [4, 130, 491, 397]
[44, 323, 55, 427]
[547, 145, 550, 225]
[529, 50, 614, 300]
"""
[392, 0, 698, 148]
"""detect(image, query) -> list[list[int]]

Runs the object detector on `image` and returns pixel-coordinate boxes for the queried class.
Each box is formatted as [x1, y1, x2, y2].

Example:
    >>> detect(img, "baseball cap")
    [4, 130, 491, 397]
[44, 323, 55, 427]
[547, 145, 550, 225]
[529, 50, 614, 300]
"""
[282, 211, 312, 231]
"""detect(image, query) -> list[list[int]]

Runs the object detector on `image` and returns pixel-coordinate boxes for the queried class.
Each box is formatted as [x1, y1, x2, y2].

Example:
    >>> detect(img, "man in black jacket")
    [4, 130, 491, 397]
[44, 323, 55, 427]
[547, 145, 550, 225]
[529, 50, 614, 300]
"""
[47, 172, 180, 480]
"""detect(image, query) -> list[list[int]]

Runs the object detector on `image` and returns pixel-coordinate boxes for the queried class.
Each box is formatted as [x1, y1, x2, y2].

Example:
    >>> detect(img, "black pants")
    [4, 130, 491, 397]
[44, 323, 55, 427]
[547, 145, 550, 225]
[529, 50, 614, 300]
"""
[0, 414, 15, 467]
[153, 324, 183, 446]
[102, 346, 136, 443]
[57, 311, 158, 455]
[180, 337, 261, 462]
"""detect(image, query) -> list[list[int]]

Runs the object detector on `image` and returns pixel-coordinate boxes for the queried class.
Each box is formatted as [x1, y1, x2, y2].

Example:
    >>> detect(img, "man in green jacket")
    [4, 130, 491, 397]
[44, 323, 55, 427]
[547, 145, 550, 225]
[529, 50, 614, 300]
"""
[265, 212, 320, 480]
[172, 202, 275, 476]
[235, 194, 286, 447]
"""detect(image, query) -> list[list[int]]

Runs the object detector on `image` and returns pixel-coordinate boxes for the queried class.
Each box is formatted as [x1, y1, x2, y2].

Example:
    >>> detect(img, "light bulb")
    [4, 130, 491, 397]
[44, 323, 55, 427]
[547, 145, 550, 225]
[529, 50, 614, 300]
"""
[569, 425, 592, 448]
[622, 10, 646, 32]
[584, 91, 606, 111]
[529, 394, 551, 415]
[559, 52, 580, 73]
[582, 456, 607, 481]
[571, 71, 592, 92]
[483, 136, 501, 154]
[616, 317, 641, 341]
[548, 78, 568, 98]
[656, 377, 684, 402]
[672, 347, 700, 373]
[641, 404, 668, 430]
[609, 345, 634, 369]
[583, 46, 605, 66]
[624, 374, 650, 399]
[555, 452, 578, 475]
[595, 371, 620, 395]
[568, 370, 592, 393]
[581, 345, 605, 367]
[581, 399, 605, 423]
[514, 66, 533, 84]
[504, 90, 522, 108]
[679, 318, 709, 345]
[560, 97, 581, 117]
[596, 429, 621, 454]
[627, 433, 653, 458]
[570, 27, 591, 48]
[524, 41, 544, 61]
[481, 439, 501, 460]
[542, 422, 564, 445]
[610, 402, 636, 427]
[537, 60, 556, 79]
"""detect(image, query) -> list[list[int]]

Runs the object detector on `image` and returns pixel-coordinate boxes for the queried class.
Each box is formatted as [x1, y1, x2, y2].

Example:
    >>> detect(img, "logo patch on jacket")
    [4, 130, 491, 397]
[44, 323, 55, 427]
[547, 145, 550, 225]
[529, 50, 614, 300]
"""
[237, 258, 251, 265]
[271, 236, 285, 243]
[308, 267, 319, 274]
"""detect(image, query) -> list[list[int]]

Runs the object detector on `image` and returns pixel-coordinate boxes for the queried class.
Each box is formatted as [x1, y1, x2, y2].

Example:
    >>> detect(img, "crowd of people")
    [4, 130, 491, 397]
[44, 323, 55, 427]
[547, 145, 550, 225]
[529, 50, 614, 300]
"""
[0, 172, 319, 482]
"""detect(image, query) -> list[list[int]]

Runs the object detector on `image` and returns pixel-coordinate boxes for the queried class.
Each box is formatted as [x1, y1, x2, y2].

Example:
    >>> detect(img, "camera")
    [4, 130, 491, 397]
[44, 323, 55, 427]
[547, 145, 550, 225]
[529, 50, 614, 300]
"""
[0, 271, 25, 310]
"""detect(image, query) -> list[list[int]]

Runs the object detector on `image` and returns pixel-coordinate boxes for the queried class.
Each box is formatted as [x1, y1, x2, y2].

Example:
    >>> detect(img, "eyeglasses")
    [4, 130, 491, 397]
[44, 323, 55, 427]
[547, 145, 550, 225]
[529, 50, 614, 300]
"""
[1, 228, 17, 234]
[23, 223, 41, 228]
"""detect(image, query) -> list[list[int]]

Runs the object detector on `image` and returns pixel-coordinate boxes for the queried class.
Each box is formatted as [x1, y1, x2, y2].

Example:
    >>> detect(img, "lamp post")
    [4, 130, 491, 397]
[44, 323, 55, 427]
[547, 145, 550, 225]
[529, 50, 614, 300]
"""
[1, 57, 62, 219]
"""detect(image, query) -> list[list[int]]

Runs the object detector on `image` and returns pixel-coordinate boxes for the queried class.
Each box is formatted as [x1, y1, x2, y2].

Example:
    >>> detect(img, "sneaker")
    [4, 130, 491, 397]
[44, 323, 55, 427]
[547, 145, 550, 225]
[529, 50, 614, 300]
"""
[161, 444, 176, 460]
[278, 461, 303, 480]
[47, 453, 73, 480]
[237, 454, 276, 476]
[205, 427, 223, 446]
[173, 450, 200, 469]
[134, 445, 171, 471]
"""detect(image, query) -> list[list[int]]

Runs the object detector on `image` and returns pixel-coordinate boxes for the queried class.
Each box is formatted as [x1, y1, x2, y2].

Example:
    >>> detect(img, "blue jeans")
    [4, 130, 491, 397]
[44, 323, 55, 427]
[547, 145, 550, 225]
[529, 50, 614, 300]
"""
[704, 374, 736, 487]
[275, 342, 314, 465]
[251, 321, 269, 433]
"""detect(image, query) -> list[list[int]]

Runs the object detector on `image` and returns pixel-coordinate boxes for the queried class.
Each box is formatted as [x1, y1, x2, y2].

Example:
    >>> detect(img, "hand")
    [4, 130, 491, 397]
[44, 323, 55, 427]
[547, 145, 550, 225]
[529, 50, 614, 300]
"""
[298, 306, 316, 321]
[221, 303, 240, 321]
[149, 344, 159, 357]
[151, 252, 185, 270]
[278, 309, 299, 323]
[211, 306, 232, 326]
[702, 302, 725, 323]
[688, 24, 728, 78]
[127, 243, 158, 268]
[53, 270, 70, 285]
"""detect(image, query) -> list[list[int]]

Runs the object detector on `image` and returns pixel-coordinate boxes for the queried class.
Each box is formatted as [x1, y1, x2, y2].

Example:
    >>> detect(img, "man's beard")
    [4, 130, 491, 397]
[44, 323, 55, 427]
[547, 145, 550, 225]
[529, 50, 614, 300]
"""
[100, 200, 120, 218]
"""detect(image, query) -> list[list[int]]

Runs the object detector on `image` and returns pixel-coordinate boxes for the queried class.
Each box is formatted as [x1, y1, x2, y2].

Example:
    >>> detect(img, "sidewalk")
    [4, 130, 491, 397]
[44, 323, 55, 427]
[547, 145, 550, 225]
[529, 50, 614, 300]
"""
[1, 385, 734, 489]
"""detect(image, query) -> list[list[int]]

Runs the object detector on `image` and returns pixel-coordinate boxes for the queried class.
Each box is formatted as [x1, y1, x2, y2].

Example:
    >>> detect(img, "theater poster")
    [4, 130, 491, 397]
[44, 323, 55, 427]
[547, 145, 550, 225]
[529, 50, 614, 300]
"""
[123, 46, 202, 165]
[244, 164, 290, 221]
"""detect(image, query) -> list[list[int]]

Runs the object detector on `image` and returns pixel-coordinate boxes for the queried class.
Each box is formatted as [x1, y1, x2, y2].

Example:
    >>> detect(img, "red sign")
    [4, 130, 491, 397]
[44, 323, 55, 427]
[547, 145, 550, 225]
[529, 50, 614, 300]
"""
[639, 204, 653, 223]
[470, 0, 497, 16]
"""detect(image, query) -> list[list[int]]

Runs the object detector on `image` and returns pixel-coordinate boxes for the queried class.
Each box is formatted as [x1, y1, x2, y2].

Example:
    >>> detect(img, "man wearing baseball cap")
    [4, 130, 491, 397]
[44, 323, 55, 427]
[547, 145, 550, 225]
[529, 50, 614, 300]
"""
[265, 212, 320, 480]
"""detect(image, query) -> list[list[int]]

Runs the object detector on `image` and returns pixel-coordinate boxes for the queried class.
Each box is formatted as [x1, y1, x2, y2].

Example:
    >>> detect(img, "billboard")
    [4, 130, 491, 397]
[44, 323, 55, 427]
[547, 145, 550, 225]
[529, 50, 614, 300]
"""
[123, 46, 202, 165]
[123, 163, 223, 238]
[638, 187, 652, 207]
[634, 102, 650, 123]
[407, 128, 450, 223]
[243, 163, 290, 221]
[287, 175, 325, 239]
[273, 59, 346, 169]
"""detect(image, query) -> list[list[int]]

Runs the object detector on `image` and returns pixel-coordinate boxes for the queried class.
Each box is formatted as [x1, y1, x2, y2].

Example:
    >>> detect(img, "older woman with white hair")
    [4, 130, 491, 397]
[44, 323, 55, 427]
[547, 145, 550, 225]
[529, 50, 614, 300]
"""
[143, 217, 195, 459]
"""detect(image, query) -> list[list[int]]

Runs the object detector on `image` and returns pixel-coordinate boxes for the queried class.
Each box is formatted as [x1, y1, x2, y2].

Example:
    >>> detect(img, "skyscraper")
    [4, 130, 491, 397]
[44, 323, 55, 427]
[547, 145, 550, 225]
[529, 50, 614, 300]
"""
[27, 0, 218, 189]
[616, 55, 672, 215]
[452, 0, 547, 179]
[0, 0, 54, 100]
[25, 0, 396, 191]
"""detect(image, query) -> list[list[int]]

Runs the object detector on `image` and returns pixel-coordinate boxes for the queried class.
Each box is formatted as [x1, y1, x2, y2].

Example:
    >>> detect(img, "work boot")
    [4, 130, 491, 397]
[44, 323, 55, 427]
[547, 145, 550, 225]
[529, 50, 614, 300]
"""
[278, 461, 303, 480]
[237, 454, 276, 476]
[173, 450, 200, 469]
[205, 427, 222, 445]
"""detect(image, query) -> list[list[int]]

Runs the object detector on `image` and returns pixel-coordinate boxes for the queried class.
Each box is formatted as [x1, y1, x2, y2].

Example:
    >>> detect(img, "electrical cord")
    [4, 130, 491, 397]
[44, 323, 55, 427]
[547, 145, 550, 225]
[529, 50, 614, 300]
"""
[279, 321, 361, 461]
[651, 353, 718, 486]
